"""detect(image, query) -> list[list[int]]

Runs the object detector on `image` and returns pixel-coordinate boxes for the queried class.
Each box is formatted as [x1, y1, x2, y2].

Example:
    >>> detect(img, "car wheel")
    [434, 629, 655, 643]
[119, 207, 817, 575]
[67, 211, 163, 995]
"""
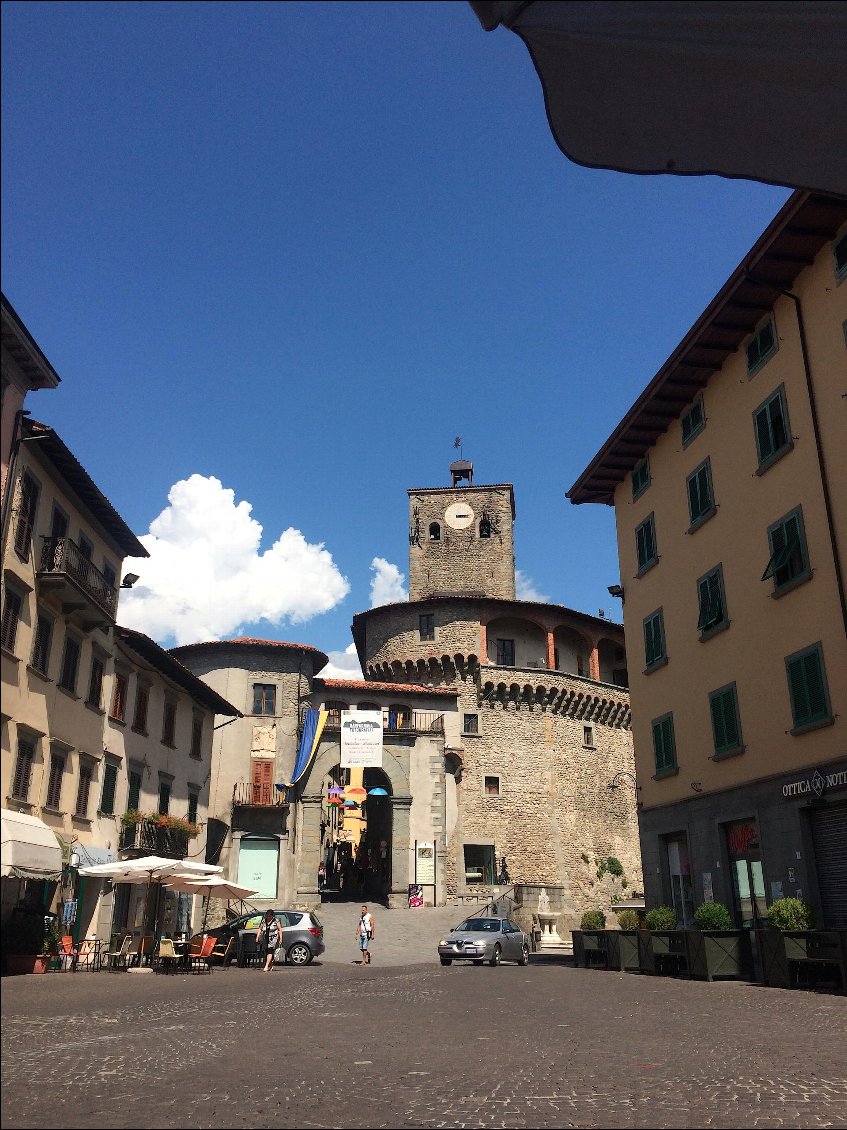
[472, 960, 484, 966]
[489, 944, 502, 967]
[518, 944, 530, 966]
[440, 958, 452, 966]
[286, 942, 313, 966]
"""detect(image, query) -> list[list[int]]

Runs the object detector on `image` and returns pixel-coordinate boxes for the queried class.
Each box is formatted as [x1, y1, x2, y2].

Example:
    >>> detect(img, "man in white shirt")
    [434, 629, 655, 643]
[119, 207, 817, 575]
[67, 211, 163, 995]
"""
[355, 904, 375, 966]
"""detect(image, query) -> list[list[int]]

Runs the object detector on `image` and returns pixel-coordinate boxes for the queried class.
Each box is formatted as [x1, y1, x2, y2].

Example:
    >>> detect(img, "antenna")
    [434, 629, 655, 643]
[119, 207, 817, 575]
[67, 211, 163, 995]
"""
[454, 435, 463, 459]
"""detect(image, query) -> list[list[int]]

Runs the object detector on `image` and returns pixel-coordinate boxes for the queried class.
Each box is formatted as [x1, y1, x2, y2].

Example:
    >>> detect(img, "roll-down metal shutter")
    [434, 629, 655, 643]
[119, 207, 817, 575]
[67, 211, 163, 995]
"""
[810, 800, 847, 929]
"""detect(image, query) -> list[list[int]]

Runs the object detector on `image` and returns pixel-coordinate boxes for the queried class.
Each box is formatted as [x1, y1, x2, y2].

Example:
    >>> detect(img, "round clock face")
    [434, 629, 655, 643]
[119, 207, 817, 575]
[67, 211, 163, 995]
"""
[444, 501, 475, 530]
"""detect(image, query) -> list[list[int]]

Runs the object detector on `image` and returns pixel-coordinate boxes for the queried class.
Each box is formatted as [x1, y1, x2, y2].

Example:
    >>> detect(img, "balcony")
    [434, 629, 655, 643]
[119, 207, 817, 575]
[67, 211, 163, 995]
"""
[321, 709, 445, 737]
[119, 818, 189, 859]
[38, 536, 118, 626]
[232, 781, 289, 808]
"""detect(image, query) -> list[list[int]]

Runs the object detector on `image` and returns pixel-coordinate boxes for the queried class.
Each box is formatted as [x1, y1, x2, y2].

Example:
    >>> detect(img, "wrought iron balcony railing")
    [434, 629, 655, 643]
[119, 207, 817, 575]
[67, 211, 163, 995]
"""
[232, 781, 289, 808]
[119, 818, 189, 859]
[320, 709, 444, 736]
[39, 536, 118, 620]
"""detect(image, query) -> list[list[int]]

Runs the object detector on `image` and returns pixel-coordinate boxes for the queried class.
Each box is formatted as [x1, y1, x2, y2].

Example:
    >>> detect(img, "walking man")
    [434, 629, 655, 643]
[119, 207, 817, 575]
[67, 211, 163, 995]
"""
[355, 904, 375, 966]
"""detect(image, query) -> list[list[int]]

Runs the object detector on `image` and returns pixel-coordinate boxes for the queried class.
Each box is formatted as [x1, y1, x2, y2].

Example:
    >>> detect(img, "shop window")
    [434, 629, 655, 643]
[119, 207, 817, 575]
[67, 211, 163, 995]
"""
[252, 683, 276, 715]
[785, 643, 832, 733]
[762, 507, 810, 595]
[31, 612, 54, 676]
[463, 843, 495, 885]
[746, 316, 778, 376]
[726, 820, 767, 928]
[753, 385, 791, 472]
[665, 835, 694, 928]
[635, 513, 657, 574]
[709, 682, 743, 757]
[11, 737, 35, 801]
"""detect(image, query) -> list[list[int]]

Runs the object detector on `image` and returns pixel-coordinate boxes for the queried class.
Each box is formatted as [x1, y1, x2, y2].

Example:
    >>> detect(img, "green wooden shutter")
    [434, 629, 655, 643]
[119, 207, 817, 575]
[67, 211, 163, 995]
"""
[711, 688, 739, 753]
[754, 404, 774, 462]
[100, 763, 118, 815]
[127, 770, 141, 812]
[787, 649, 828, 727]
[653, 717, 675, 773]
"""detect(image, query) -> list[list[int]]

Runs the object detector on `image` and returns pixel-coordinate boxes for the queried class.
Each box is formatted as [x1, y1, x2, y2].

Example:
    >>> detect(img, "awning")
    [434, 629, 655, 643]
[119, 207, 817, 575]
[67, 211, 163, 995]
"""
[0, 811, 64, 881]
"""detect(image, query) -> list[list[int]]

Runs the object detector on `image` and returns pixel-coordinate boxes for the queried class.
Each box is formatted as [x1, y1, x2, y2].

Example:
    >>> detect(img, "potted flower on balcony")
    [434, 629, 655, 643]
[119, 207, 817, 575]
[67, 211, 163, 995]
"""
[638, 905, 687, 976]
[572, 910, 607, 968]
[606, 908, 640, 972]
[685, 902, 753, 982]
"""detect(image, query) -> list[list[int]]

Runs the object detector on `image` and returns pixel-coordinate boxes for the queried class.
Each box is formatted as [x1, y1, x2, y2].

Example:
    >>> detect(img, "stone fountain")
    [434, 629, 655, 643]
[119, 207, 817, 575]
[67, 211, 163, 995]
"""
[535, 887, 567, 953]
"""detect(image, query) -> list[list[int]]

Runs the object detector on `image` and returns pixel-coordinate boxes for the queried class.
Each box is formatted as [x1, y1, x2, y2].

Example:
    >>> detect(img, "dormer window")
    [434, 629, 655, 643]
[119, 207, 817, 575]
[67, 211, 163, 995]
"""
[429, 522, 441, 542]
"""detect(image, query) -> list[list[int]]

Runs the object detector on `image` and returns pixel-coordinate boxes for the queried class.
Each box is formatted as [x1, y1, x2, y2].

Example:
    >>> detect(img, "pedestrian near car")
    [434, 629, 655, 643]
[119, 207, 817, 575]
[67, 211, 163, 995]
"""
[256, 909, 283, 972]
[317, 861, 327, 891]
[355, 904, 375, 965]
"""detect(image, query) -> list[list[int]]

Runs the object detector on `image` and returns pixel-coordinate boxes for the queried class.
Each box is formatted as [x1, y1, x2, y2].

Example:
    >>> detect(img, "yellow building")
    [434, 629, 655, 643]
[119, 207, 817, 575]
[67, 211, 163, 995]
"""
[569, 191, 847, 930]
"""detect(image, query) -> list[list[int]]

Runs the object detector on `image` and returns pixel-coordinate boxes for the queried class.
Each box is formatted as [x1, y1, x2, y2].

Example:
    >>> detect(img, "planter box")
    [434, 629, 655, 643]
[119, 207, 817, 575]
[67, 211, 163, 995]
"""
[571, 930, 585, 967]
[685, 930, 753, 981]
[755, 929, 790, 988]
[606, 930, 640, 972]
[581, 930, 608, 967]
[5, 954, 50, 975]
[638, 930, 688, 976]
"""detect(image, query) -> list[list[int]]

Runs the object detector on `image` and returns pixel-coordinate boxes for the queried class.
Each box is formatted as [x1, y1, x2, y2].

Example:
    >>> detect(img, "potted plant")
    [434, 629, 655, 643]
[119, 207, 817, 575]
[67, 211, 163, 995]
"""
[2, 910, 50, 975]
[756, 898, 816, 989]
[572, 910, 607, 968]
[685, 902, 753, 982]
[638, 905, 687, 976]
[607, 908, 640, 972]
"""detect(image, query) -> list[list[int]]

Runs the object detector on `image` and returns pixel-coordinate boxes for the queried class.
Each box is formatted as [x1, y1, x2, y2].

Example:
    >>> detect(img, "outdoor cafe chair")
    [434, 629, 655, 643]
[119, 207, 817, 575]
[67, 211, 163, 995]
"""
[131, 934, 154, 969]
[154, 938, 179, 975]
[74, 938, 103, 972]
[104, 934, 133, 972]
[188, 935, 216, 974]
[58, 935, 77, 972]
[211, 936, 234, 968]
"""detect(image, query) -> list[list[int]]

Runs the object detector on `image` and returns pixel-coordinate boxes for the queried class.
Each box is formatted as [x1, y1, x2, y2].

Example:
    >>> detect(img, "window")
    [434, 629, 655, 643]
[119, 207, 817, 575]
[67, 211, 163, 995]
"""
[14, 471, 40, 560]
[158, 775, 172, 815]
[652, 713, 677, 777]
[187, 790, 199, 825]
[77, 533, 93, 561]
[58, 635, 81, 693]
[635, 513, 657, 574]
[643, 608, 666, 669]
[631, 458, 650, 500]
[419, 614, 435, 641]
[387, 703, 410, 730]
[190, 712, 203, 759]
[697, 565, 727, 636]
[686, 458, 715, 528]
[834, 228, 847, 282]
[428, 522, 441, 542]
[11, 737, 35, 801]
[46, 751, 66, 810]
[100, 762, 118, 815]
[132, 683, 150, 733]
[102, 560, 117, 589]
[86, 654, 105, 709]
[74, 758, 94, 818]
[746, 316, 778, 375]
[110, 671, 128, 721]
[463, 843, 495, 885]
[252, 683, 276, 715]
[484, 775, 501, 796]
[710, 683, 743, 757]
[50, 505, 69, 539]
[1, 588, 23, 652]
[785, 643, 832, 732]
[161, 698, 177, 746]
[762, 508, 809, 593]
[583, 725, 594, 748]
[463, 713, 479, 735]
[479, 518, 491, 538]
[681, 396, 705, 446]
[30, 612, 53, 675]
[127, 767, 142, 812]
[753, 386, 791, 471]
[496, 638, 515, 666]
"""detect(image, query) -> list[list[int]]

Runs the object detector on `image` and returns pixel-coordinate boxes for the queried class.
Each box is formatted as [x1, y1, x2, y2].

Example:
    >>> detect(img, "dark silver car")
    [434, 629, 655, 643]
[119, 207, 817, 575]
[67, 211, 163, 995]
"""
[438, 916, 530, 966]
[207, 909, 325, 966]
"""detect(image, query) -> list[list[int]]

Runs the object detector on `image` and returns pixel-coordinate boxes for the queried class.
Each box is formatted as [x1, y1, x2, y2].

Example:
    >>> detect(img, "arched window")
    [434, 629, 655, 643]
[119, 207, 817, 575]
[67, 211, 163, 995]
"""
[429, 522, 441, 541]
[323, 700, 348, 729]
[357, 702, 380, 712]
[479, 518, 491, 539]
[387, 703, 411, 731]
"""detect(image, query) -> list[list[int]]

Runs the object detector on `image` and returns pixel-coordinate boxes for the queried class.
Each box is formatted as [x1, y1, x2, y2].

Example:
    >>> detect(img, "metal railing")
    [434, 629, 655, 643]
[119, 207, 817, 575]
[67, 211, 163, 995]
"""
[320, 709, 444, 735]
[39, 536, 118, 618]
[232, 781, 288, 807]
[119, 819, 188, 859]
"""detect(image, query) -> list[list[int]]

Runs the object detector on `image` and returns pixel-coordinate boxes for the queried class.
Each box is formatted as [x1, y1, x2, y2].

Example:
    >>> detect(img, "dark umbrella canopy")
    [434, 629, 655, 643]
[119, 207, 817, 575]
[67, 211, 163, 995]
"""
[469, 1, 847, 194]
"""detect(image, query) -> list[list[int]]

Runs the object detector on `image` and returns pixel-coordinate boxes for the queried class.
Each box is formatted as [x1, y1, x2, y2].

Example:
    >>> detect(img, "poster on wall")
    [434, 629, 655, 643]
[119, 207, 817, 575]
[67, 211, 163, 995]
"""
[415, 842, 436, 885]
[408, 884, 424, 908]
[340, 710, 383, 768]
[702, 872, 714, 903]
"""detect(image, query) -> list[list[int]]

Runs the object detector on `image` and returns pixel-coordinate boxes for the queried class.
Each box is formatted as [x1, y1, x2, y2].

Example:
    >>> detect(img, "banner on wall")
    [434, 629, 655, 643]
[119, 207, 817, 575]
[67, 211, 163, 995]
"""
[340, 710, 383, 768]
[415, 841, 436, 885]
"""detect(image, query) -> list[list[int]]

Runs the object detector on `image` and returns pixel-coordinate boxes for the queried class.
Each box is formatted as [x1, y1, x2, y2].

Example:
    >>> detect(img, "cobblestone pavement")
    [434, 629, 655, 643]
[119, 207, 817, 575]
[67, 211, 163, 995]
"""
[2, 960, 845, 1129]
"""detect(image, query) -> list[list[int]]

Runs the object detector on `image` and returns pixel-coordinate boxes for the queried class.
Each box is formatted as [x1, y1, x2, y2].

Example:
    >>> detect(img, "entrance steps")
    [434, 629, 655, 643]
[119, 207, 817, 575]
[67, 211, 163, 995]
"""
[313, 901, 468, 966]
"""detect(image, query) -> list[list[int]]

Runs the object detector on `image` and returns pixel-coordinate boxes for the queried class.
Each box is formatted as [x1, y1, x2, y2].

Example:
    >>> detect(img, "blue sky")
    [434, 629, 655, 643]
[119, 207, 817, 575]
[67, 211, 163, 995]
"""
[2, 1, 790, 674]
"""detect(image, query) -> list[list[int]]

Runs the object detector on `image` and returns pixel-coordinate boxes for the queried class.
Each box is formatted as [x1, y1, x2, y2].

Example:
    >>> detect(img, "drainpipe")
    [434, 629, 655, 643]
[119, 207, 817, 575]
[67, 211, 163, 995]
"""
[745, 275, 847, 640]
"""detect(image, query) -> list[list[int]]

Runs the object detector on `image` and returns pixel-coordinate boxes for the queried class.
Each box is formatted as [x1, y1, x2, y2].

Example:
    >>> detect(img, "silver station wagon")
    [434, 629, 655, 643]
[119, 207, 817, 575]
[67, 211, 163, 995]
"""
[438, 916, 530, 967]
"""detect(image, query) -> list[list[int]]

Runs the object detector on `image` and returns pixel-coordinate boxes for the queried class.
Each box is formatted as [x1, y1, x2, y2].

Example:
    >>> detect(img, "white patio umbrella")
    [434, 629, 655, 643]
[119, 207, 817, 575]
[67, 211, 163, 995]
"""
[162, 876, 259, 933]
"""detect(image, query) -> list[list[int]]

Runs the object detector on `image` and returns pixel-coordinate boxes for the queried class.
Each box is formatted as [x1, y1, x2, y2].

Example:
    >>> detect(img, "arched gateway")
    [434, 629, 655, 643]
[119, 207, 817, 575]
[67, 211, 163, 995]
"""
[295, 738, 413, 908]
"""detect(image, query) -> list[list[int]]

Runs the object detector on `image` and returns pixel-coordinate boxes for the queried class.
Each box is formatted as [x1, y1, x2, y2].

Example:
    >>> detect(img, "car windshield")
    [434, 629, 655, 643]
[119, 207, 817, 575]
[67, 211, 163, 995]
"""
[457, 919, 501, 932]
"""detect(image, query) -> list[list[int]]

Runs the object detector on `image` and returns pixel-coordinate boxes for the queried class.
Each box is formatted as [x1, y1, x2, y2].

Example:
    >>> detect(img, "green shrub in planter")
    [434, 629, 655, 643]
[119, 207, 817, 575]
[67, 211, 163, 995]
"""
[617, 909, 639, 930]
[693, 902, 732, 931]
[645, 905, 677, 931]
[767, 897, 816, 931]
[580, 910, 606, 930]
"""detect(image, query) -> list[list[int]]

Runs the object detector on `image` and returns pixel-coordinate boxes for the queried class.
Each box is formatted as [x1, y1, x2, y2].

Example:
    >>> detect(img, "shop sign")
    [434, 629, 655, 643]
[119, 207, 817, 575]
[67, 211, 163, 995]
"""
[782, 766, 847, 799]
[340, 710, 383, 768]
[726, 821, 758, 855]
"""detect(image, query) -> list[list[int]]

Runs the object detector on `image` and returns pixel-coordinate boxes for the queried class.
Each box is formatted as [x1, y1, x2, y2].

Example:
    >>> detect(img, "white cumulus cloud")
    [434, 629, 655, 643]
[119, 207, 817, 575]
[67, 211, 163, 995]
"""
[118, 474, 350, 646]
[369, 557, 407, 606]
[317, 643, 364, 681]
[515, 568, 549, 603]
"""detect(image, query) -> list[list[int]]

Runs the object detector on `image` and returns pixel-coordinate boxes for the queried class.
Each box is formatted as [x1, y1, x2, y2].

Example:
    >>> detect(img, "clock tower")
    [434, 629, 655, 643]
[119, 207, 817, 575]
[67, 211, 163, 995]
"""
[407, 462, 516, 602]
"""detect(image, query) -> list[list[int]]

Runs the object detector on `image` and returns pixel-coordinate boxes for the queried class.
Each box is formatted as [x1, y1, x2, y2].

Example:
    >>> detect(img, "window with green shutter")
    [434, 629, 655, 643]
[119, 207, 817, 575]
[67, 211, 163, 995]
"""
[746, 316, 777, 375]
[127, 768, 142, 812]
[681, 397, 705, 446]
[785, 644, 831, 732]
[187, 790, 199, 825]
[686, 458, 715, 528]
[709, 684, 742, 756]
[753, 386, 791, 471]
[100, 762, 118, 815]
[643, 609, 666, 669]
[762, 508, 809, 592]
[632, 458, 650, 500]
[635, 513, 657, 574]
[697, 566, 727, 636]
[652, 714, 677, 777]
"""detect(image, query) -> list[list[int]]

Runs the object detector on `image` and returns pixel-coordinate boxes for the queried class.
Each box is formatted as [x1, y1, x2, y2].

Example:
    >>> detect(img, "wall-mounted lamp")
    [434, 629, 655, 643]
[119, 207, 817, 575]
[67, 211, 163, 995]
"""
[69, 851, 80, 869]
[120, 573, 140, 589]
[607, 771, 639, 790]
[607, 584, 624, 599]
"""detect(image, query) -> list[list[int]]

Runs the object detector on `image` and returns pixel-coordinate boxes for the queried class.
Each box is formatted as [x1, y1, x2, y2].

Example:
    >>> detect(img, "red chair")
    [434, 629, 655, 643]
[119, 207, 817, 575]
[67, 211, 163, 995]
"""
[58, 935, 77, 972]
[188, 935, 216, 974]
